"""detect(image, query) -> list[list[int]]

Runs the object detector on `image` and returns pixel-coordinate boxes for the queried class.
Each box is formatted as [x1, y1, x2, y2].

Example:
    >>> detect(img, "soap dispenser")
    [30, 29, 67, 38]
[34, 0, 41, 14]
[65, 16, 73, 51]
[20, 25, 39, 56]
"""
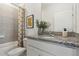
[62, 28, 68, 37]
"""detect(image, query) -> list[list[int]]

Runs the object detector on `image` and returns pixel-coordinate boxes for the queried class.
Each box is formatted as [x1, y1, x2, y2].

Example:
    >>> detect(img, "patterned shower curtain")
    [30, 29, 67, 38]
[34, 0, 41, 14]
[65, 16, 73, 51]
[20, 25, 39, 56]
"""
[17, 5, 25, 47]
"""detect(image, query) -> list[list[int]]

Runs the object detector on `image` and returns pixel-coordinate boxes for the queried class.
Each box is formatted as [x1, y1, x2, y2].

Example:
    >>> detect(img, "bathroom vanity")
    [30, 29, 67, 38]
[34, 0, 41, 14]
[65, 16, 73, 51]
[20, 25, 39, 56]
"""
[24, 35, 79, 56]
[23, 3, 79, 56]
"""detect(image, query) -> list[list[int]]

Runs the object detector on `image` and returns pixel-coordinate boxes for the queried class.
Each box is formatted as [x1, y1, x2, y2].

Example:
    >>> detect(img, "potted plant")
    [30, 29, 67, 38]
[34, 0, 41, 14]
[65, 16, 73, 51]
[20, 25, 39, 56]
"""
[36, 20, 49, 35]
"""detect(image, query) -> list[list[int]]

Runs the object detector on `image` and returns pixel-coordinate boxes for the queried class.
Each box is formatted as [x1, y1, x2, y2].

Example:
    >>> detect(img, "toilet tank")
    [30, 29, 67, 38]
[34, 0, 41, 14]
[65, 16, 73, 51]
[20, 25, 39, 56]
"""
[23, 38, 27, 48]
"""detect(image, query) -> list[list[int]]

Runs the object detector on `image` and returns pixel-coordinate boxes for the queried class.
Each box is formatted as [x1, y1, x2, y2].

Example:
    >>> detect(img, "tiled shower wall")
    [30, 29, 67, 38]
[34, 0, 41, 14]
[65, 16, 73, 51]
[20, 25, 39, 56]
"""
[0, 4, 18, 44]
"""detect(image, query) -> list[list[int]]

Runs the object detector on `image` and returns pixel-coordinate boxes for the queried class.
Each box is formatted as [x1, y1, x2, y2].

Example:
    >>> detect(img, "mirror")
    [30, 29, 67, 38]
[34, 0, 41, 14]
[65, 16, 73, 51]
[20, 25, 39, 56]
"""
[42, 3, 78, 33]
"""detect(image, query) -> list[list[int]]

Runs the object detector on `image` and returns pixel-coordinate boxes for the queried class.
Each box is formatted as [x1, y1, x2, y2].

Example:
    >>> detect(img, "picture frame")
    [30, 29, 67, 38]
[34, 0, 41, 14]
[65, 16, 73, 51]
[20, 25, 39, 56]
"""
[26, 14, 34, 28]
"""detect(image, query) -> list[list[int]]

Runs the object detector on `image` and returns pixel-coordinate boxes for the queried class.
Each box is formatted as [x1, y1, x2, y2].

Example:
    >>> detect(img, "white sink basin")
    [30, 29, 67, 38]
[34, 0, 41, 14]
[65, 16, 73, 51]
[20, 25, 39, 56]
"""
[39, 35, 63, 42]
[42, 36, 54, 39]
[40, 35, 54, 40]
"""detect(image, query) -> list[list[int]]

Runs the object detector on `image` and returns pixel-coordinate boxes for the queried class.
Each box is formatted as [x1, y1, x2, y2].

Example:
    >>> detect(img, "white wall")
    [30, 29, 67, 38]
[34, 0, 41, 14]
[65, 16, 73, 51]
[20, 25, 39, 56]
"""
[72, 3, 79, 33]
[0, 4, 18, 44]
[76, 4, 79, 33]
[25, 3, 41, 36]
[42, 3, 73, 32]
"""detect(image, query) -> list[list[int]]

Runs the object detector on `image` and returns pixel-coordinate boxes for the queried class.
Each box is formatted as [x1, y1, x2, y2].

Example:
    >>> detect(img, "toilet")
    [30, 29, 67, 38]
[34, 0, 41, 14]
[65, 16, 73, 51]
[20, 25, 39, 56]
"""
[8, 47, 26, 56]
[7, 38, 27, 56]
[23, 38, 27, 48]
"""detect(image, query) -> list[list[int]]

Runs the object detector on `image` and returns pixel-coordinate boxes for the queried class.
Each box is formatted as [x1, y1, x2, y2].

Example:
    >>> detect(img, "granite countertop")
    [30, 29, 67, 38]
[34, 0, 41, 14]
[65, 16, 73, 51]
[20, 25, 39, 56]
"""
[25, 35, 79, 48]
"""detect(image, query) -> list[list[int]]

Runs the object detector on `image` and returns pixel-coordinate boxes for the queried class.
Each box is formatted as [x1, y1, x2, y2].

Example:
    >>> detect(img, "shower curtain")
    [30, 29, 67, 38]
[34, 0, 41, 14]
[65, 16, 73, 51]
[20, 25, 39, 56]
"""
[17, 5, 25, 47]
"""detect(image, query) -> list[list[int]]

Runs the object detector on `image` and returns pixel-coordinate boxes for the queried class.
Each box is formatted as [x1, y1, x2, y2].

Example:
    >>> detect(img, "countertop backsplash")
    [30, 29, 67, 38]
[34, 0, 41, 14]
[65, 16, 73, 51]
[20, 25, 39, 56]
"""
[37, 31, 78, 37]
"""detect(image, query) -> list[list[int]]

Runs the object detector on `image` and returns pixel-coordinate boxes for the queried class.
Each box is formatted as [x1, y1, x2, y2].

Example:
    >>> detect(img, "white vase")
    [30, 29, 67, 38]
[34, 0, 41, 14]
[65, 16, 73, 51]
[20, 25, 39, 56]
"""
[62, 31, 68, 37]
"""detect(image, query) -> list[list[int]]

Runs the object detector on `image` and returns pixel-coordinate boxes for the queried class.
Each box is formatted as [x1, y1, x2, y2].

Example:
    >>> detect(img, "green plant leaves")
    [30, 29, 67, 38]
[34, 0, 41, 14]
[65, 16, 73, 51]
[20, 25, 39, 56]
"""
[36, 20, 49, 29]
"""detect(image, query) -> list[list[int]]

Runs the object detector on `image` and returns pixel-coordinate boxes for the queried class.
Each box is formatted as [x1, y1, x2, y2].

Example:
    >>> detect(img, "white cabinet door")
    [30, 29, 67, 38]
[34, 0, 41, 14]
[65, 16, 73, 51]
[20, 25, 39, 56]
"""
[27, 39, 75, 56]
[27, 46, 39, 56]
[38, 50, 53, 56]
[27, 45, 52, 56]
